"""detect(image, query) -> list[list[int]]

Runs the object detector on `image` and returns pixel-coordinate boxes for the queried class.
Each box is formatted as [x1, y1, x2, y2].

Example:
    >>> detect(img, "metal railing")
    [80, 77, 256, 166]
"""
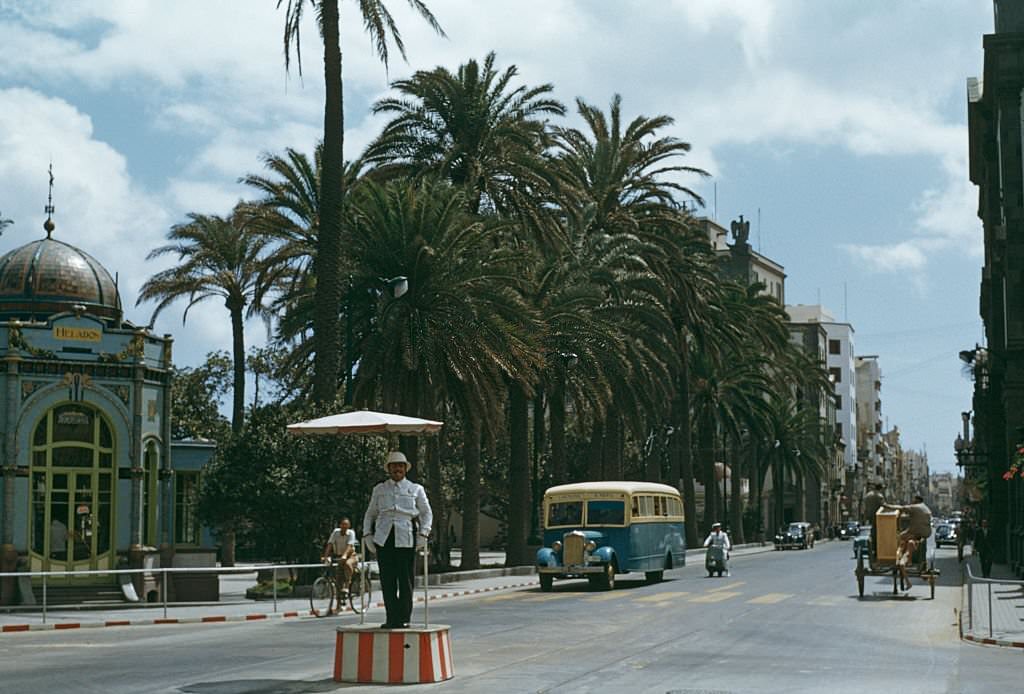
[0, 561, 332, 624]
[963, 561, 1024, 640]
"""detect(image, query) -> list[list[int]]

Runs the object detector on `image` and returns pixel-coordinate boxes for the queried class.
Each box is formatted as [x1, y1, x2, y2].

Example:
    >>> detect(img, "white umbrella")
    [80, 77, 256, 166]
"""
[286, 409, 443, 436]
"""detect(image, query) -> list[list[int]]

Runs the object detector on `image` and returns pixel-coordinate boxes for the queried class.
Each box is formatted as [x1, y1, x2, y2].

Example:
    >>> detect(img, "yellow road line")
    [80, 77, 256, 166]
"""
[807, 596, 843, 606]
[521, 593, 572, 602]
[584, 591, 630, 602]
[708, 581, 745, 593]
[747, 593, 793, 605]
[689, 591, 741, 603]
[635, 592, 688, 602]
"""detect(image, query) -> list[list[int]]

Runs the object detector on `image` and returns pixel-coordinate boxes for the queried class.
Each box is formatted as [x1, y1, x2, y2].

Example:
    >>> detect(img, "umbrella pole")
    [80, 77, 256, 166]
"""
[423, 540, 429, 628]
[359, 543, 366, 626]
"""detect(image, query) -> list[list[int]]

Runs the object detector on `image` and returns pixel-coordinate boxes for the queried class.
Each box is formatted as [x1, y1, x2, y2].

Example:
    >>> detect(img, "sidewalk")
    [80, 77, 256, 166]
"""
[0, 542, 780, 634]
[960, 554, 1024, 648]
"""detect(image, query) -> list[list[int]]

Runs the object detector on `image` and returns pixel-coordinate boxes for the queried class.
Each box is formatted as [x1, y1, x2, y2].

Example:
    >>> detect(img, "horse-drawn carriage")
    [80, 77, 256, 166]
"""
[855, 508, 938, 599]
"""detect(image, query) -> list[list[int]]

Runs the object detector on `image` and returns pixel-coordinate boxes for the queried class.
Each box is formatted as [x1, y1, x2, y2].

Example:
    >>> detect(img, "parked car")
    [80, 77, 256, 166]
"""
[852, 525, 871, 558]
[837, 521, 860, 540]
[934, 523, 959, 548]
[774, 522, 814, 550]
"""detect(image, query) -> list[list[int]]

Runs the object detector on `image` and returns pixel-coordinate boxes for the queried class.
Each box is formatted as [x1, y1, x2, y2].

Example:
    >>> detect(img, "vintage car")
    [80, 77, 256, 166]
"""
[774, 522, 814, 550]
[934, 523, 959, 548]
[837, 521, 860, 540]
[852, 525, 871, 558]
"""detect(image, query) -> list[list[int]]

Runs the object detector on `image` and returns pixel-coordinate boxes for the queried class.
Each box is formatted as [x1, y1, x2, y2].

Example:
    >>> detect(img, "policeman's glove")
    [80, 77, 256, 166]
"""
[416, 534, 429, 550]
[363, 535, 376, 555]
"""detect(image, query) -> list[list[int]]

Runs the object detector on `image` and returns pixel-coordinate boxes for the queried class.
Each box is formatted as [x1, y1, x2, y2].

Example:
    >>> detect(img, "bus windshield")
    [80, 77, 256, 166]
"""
[547, 501, 583, 527]
[587, 500, 625, 526]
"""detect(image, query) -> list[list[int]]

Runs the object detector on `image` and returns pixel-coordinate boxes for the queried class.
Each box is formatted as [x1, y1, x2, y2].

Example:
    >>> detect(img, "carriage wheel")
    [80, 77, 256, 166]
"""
[892, 568, 899, 595]
[929, 574, 935, 600]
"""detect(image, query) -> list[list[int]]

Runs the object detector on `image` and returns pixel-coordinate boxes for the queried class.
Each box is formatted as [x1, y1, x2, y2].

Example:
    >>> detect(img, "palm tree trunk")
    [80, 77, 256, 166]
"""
[506, 382, 530, 566]
[550, 376, 567, 484]
[425, 433, 449, 568]
[699, 417, 716, 534]
[795, 468, 805, 521]
[773, 458, 785, 529]
[229, 304, 245, 433]
[460, 414, 482, 570]
[673, 366, 699, 549]
[587, 422, 605, 481]
[605, 414, 622, 479]
[312, 0, 344, 404]
[730, 436, 745, 544]
[532, 389, 545, 540]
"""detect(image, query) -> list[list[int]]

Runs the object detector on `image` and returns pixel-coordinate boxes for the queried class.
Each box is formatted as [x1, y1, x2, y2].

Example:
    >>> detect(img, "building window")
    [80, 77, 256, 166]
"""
[829, 367, 841, 383]
[835, 395, 842, 410]
[835, 422, 843, 438]
[175, 471, 201, 546]
[829, 339, 840, 355]
[142, 441, 160, 546]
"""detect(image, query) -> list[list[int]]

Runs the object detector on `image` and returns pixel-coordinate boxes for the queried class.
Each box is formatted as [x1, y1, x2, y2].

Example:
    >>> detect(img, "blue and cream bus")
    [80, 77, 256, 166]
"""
[535, 481, 686, 591]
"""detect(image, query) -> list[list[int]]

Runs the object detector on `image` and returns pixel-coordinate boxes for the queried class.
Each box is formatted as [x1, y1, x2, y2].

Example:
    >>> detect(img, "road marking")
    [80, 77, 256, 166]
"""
[689, 591, 741, 603]
[634, 592, 688, 602]
[521, 594, 572, 602]
[584, 591, 629, 602]
[807, 596, 844, 606]
[479, 593, 524, 603]
[747, 593, 793, 605]
[708, 581, 745, 593]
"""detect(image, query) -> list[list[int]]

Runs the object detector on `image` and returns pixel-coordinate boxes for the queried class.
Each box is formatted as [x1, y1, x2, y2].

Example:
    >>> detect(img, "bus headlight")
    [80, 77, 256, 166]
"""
[552, 541, 562, 552]
[585, 541, 597, 552]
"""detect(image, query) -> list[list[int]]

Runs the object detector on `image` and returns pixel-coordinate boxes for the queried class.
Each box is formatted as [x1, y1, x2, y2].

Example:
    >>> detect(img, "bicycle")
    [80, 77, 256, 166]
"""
[310, 557, 373, 617]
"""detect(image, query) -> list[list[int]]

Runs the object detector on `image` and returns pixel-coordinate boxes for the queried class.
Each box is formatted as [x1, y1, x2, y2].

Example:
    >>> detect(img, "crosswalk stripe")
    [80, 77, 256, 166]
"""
[747, 593, 793, 604]
[521, 594, 571, 602]
[708, 581, 745, 593]
[807, 596, 843, 606]
[635, 592, 688, 602]
[689, 591, 741, 603]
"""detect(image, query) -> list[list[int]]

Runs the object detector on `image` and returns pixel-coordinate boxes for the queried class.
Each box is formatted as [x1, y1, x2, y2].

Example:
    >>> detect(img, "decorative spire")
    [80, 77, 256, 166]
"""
[43, 162, 55, 238]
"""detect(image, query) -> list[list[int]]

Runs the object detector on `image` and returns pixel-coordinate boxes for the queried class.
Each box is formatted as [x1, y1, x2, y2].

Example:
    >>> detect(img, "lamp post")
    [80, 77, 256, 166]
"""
[344, 275, 408, 405]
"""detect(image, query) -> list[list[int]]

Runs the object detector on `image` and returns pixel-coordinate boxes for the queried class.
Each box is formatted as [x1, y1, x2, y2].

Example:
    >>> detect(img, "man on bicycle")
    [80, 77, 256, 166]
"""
[322, 516, 358, 597]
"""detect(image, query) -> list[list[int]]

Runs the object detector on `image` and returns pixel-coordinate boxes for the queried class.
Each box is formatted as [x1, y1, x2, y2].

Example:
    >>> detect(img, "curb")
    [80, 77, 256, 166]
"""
[961, 632, 1024, 649]
[0, 579, 540, 636]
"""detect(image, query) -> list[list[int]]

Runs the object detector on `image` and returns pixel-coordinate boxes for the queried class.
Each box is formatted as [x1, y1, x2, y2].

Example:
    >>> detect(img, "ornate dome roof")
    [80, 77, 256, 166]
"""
[0, 235, 122, 322]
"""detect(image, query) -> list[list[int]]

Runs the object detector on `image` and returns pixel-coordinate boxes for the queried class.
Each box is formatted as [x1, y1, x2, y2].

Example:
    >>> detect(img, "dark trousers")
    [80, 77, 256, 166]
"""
[980, 553, 993, 578]
[378, 530, 416, 626]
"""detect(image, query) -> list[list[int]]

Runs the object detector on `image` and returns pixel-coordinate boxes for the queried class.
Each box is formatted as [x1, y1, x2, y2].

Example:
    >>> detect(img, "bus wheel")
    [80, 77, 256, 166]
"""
[539, 574, 553, 592]
[596, 563, 615, 591]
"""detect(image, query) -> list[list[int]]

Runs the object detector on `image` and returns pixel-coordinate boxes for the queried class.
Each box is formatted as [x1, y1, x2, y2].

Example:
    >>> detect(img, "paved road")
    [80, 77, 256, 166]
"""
[0, 542, 1017, 693]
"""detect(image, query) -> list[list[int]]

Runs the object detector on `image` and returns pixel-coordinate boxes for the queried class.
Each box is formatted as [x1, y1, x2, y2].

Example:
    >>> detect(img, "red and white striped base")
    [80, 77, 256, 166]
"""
[333, 624, 453, 684]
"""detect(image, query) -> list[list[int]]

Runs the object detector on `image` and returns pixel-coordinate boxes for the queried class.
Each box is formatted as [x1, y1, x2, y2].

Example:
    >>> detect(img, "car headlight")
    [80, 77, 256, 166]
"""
[551, 541, 562, 552]
[585, 541, 597, 551]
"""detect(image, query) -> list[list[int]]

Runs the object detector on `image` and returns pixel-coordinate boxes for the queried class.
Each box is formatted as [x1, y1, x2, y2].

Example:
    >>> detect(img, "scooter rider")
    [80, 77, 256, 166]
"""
[703, 522, 732, 553]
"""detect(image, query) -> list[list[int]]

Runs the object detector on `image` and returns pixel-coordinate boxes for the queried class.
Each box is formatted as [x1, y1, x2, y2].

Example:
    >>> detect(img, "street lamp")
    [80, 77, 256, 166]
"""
[345, 275, 409, 405]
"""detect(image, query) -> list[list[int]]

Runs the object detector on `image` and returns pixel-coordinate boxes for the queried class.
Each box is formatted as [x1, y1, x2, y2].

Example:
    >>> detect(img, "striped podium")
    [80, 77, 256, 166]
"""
[333, 624, 454, 684]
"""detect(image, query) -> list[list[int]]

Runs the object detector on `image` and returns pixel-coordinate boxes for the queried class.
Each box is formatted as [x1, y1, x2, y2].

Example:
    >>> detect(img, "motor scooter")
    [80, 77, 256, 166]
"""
[705, 544, 728, 577]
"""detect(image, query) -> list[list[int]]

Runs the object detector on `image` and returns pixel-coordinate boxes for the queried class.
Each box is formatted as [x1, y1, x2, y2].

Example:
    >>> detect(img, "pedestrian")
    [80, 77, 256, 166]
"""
[974, 518, 993, 578]
[362, 450, 433, 629]
[862, 483, 885, 560]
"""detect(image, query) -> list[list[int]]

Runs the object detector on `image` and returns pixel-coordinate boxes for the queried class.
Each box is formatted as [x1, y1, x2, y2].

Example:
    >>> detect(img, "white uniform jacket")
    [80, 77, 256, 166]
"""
[363, 478, 433, 548]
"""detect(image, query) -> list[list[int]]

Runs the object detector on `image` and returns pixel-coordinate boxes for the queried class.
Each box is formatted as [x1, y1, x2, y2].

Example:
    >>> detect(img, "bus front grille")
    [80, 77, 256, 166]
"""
[562, 532, 585, 565]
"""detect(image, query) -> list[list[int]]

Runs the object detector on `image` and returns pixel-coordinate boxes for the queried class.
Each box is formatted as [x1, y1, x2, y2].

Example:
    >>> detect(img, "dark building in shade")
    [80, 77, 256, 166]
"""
[0, 211, 213, 605]
[966, 0, 1024, 574]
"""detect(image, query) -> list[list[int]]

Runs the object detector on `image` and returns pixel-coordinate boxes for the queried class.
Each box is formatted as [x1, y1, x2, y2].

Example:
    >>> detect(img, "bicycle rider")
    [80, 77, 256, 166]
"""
[322, 516, 358, 597]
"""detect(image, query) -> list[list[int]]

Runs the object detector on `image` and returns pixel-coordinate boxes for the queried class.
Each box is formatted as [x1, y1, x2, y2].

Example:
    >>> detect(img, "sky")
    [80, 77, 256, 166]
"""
[0, 1, 995, 474]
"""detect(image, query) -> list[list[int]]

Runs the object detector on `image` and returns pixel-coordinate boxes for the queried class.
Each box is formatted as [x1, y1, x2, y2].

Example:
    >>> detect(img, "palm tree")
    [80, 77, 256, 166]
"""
[138, 205, 270, 434]
[365, 51, 564, 222]
[277, 0, 444, 404]
[343, 177, 542, 568]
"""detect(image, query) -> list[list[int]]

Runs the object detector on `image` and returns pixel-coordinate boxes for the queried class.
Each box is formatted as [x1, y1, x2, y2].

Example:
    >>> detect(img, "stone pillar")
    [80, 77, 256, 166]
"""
[1, 354, 20, 605]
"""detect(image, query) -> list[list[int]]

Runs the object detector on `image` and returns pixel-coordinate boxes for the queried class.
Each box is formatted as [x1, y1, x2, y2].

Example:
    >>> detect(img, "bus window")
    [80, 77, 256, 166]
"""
[587, 500, 625, 526]
[548, 501, 582, 527]
[631, 496, 640, 517]
[638, 495, 653, 517]
[660, 496, 670, 516]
